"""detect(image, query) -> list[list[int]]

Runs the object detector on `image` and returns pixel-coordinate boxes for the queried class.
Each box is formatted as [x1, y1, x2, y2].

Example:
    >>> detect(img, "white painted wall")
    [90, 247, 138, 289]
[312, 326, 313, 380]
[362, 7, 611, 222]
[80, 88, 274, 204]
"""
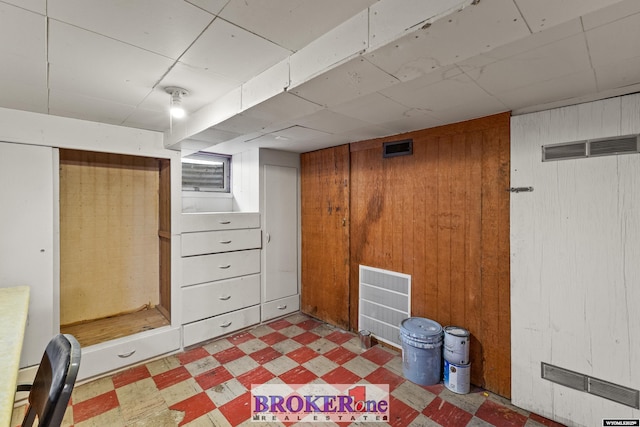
[0, 107, 183, 372]
[182, 191, 233, 213]
[232, 148, 260, 212]
[511, 93, 640, 426]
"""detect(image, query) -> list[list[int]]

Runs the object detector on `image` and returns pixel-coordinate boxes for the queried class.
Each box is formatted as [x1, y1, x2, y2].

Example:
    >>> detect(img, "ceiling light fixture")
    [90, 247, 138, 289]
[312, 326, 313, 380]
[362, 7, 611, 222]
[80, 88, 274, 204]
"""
[165, 86, 189, 119]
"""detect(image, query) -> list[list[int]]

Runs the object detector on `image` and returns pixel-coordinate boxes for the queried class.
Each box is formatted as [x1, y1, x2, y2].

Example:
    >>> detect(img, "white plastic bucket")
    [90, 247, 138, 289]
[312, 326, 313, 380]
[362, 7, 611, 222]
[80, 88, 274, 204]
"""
[443, 326, 470, 365]
[400, 317, 443, 386]
[443, 359, 471, 394]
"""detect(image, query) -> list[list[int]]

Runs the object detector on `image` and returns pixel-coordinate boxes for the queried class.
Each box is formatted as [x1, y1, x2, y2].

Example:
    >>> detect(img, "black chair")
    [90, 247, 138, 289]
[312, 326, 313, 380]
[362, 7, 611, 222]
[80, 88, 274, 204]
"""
[17, 334, 81, 427]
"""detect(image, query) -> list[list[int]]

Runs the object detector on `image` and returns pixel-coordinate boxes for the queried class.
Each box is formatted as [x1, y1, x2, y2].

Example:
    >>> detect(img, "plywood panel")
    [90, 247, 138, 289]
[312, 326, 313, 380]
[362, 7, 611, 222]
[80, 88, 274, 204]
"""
[301, 145, 350, 329]
[347, 112, 511, 397]
[60, 150, 161, 325]
[159, 158, 171, 318]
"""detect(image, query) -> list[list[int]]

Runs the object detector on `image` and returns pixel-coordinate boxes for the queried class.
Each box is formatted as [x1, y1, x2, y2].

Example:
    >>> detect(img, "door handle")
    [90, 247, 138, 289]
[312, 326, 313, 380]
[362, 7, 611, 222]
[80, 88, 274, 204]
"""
[219, 240, 232, 244]
[219, 264, 231, 269]
[219, 295, 231, 300]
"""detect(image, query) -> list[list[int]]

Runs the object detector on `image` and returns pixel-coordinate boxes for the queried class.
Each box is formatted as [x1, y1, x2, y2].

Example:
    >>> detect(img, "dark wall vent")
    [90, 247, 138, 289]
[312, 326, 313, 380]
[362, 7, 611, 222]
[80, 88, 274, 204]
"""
[589, 135, 639, 157]
[541, 362, 640, 409]
[383, 139, 413, 158]
[542, 134, 639, 162]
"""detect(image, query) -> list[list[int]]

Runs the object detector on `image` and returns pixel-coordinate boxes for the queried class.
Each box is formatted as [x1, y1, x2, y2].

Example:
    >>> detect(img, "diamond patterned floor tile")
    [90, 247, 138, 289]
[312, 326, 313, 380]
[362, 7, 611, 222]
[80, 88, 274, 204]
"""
[22, 313, 567, 427]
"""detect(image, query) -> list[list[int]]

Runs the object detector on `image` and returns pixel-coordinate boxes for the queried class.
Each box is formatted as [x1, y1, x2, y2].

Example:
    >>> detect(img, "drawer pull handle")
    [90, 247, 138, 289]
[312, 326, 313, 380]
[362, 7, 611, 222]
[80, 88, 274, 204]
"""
[118, 350, 136, 358]
[220, 321, 232, 328]
[219, 264, 231, 269]
[277, 305, 287, 310]
[219, 220, 231, 224]
[219, 295, 231, 300]
[219, 240, 232, 244]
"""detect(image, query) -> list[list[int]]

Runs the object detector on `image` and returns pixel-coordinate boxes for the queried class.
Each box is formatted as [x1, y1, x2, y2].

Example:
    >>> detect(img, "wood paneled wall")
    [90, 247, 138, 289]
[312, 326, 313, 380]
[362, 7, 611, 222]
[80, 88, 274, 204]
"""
[300, 113, 511, 397]
[301, 145, 350, 329]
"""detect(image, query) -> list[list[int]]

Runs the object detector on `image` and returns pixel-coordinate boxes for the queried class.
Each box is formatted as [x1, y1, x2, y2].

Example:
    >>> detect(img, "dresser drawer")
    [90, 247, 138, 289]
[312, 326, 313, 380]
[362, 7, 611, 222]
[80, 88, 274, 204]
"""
[182, 229, 261, 256]
[78, 327, 181, 381]
[182, 249, 260, 286]
[182, 212, 260, 233]
[182, 275, 260, 323]
[262, 294, 300, 321]
[183, 305, 260, 347]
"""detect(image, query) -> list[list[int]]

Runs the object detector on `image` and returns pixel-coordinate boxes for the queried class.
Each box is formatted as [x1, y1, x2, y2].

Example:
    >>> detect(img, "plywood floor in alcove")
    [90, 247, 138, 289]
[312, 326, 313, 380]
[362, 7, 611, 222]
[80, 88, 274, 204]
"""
[61, 307, 170, 347]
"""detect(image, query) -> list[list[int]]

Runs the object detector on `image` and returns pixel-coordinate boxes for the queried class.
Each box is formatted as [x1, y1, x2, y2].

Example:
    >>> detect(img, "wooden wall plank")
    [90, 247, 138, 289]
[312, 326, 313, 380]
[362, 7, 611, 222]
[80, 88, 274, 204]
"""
[465, 131, 484, 386]
[301, 145, 350, 329]
[347, 113, 510, 397]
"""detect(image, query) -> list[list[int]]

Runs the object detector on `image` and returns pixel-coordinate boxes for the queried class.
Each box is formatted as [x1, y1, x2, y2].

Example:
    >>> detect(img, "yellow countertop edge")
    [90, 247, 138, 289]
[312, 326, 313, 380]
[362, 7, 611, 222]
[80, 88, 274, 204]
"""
[0, 286, 30, 427]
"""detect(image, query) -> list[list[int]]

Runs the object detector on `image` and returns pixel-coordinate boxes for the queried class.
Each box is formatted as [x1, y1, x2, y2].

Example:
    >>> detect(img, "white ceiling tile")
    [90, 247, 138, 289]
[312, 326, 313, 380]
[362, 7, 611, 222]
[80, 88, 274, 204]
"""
[514, 0, 624, 32]
[295, 110, 372, 134]
[429, 99, 507, 124]
[586, 12, 640, 68]
[0, 80, 47, 114]
[49, 89, 136, 126]
[241, 59, 290, 110]
[212, 113, 271, 134]
[189, 127, 241, 144]
[48, 21, 174, 106]
[366, 0, 529, 82]
[0, 3, 46, 87]
[594, 56, 640, 92]
[378, 113, 444, 134]
[378, 65, 462, 102]
[494, 69, 597, 111]
[122, 107, 170, 132]
[329, 92, 410, 124]
[369, 0, 467, 48]
[382, 70, 492, 112]
[290, 57, 398, 107]
[272, 125, 333, 140]
[241, 93, 323, 125]
[180, 18, 291, 83]
[458, 18, 583, 66]
[465, 34, 591, 95]
[48, 0, 214, 59]
[220, 0, 376, 51]
[339, 124, 398, 143]
[582, 0, 640, 30]
[185, 0, 230, 15]
[289, 10, 369, 87]
[385, 74, 507, 116]
[159, 62, 241, 112]
[1, 0, 45, 14]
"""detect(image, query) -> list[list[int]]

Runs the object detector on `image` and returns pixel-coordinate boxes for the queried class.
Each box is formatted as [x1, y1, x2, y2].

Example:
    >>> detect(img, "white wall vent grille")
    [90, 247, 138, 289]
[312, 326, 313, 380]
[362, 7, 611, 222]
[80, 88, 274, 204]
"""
[359, 265, 410, 347]
[541, 362, 639, 409]
[542, 134, 640, 161]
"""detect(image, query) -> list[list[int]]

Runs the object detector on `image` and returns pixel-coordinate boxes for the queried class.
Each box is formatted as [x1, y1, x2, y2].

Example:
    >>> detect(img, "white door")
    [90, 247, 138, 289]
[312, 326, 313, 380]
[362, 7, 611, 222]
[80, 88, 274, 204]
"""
[263, 165, 298, 302]
[0, 142, 55, 367]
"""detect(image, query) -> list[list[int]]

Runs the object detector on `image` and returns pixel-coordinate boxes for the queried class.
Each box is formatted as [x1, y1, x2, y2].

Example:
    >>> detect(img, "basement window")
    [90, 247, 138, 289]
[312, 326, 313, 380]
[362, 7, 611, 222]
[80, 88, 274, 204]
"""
[182, 152, 230, 193]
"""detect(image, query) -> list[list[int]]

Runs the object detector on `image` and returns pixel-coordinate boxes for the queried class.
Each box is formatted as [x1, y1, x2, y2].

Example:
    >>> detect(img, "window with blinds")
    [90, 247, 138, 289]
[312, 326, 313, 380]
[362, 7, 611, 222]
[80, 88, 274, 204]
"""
[181, 152, 230, 193]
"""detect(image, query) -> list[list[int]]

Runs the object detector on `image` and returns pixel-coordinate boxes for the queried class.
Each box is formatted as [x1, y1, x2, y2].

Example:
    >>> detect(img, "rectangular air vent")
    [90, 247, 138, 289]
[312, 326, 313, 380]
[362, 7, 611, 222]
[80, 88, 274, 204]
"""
[588, 377, 640, 409]
[542, 134, 640, 162]
[589, 135, 639, 157]
[383, 139, 413, 158]
[541, 362, 640, 409]
[359, 265, 411, 347]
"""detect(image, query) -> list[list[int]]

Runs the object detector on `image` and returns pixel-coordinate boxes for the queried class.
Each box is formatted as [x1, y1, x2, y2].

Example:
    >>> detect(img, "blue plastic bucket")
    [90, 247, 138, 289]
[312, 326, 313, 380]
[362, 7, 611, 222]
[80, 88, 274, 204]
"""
[399, 317, 443, 386]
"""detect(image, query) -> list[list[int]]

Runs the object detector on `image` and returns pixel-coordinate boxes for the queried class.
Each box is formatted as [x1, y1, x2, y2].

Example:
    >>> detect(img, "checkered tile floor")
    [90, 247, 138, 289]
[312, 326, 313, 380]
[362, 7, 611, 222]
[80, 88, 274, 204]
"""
[11, 313, 565, 426]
